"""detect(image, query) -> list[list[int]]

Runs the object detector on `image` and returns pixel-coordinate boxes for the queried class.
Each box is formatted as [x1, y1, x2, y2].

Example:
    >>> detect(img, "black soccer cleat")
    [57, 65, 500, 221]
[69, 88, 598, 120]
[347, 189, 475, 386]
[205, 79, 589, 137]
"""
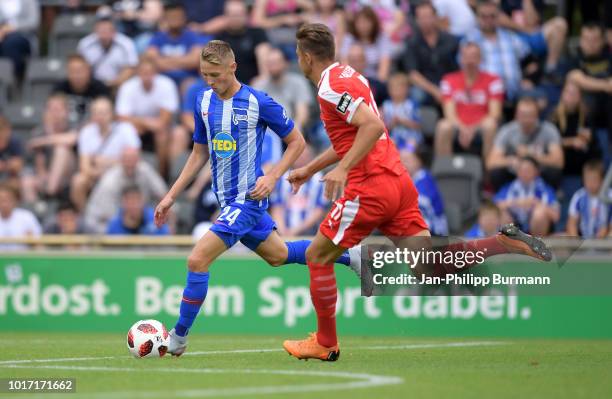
[496, 223, 552, 262]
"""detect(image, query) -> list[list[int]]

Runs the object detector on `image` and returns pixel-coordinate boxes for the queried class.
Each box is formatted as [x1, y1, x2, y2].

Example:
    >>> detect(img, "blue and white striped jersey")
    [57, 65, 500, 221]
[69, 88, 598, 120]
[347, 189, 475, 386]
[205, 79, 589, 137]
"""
[568, 188, 612, 238]
[270, 171, 328, 231]
[193, 84, 294, 208]
[494, 177, 559, 229]
[413, 169, 448, 236]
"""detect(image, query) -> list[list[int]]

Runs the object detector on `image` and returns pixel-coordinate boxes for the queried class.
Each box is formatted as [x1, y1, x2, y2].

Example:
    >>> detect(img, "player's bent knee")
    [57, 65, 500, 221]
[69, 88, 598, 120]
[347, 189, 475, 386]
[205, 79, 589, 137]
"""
[264, 255, 286, 267]
[187, 254, 210, 272]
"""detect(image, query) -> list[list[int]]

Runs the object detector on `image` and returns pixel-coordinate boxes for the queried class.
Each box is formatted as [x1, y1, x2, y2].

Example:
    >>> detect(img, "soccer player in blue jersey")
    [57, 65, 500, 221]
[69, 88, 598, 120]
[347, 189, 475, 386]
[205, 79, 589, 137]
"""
[153, 40, 360, 356]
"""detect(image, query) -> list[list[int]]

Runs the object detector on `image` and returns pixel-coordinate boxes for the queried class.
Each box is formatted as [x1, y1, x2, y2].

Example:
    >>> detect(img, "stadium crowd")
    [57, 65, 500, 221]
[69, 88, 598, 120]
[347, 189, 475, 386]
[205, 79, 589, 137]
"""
[0, 0, 611, 245]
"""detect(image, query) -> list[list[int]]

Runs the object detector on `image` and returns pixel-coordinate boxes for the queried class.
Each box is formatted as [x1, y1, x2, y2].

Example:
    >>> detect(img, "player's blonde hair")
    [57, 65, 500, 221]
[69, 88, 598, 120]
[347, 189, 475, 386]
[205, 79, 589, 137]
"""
[200, 40, 235, 65]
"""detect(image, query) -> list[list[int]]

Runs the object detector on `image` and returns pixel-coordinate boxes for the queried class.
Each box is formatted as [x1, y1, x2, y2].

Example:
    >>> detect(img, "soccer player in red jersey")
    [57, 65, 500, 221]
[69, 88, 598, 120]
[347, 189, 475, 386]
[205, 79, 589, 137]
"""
[282, 23, 552, 362]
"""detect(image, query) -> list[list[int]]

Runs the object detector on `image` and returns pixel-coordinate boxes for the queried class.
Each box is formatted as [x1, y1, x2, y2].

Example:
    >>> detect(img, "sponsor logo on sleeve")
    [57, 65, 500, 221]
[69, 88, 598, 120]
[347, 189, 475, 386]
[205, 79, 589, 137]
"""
[336, 92, 352, 114]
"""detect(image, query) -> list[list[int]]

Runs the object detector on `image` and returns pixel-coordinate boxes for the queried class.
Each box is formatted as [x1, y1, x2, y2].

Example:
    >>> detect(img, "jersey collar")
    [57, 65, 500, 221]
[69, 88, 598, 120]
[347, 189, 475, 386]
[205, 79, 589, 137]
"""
[318, 62, 339, 87]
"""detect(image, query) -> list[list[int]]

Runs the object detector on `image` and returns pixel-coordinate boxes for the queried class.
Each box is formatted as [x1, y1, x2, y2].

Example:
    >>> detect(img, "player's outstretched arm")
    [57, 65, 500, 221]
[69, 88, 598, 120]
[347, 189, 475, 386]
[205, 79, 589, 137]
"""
[287, 147, 340, 194]
[322, 102, 385, 201]
[154, 143, 210, 227]
[250, 128, 305, 200]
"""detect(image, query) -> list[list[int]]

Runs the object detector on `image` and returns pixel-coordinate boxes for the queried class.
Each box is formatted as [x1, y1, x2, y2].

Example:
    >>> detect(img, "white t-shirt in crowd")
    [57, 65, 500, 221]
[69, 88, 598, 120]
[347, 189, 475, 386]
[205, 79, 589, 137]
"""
[432, 0, 477, 37]
[115, 75, 179, 118]
[0, 208, 42, 250]
[78, 32, 139, 84]
[78, 121, 141, 159]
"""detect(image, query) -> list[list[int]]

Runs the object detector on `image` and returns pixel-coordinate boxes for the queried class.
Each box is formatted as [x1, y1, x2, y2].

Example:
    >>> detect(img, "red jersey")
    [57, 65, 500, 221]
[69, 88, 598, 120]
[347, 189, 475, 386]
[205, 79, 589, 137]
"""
[317, 62, 405, 184]
[440, 71, 504, 126]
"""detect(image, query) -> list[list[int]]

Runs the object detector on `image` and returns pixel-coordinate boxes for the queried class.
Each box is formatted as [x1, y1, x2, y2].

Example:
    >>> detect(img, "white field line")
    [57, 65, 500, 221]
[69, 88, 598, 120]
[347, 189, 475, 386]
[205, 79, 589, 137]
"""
[0, 341, 506, 366]
[0, 366, 403, 398]
[0, 342, 506, 399]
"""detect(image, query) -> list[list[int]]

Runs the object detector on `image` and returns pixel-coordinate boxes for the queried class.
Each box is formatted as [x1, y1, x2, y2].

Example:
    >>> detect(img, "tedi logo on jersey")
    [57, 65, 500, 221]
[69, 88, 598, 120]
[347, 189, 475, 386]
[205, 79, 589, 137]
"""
[232, 108, 248, 125]
[212, 132, 236, 159]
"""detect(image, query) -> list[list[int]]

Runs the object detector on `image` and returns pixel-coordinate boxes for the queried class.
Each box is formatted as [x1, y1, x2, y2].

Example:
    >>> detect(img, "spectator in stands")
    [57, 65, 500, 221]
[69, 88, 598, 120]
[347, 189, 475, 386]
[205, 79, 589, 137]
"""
[106, 184, 169, 235]
[0, 183, 41, 251]
[145, 2, 211, 90]
[111, 0, 163, 51]
[382, 72, 422, 151]
[270, 144, 327, 237]
[551, 81, 600, 180]
[216, 0, 271, 85]
[494, 156, 559, 236]
[23, 94, 78, 203]
[341, 6, 392, 82]
[0, 116, 24, 195]
[346, 43, 388, 106]
[183, 0, 227, 35]
[77, 11, 139, 90]
[116, 57, 179, 178]
[344, 0, 409, 51]
[432, 0, 477, 38]
[567, 160, 611, 238]
[465, 200, 502, 238]
[53, 54, 112, 126]
[44, 201, 91, 235]
[85, 147, 167, 234]
[401, 148, 448, 236]
[70, 97, 141, 211]
[252, 0, 312, 60]
[0, 0, 38, 81]
[487, 97, 563, 190]
[435, 42, 503, 158]
[253, 47, 313, 131]
[399, 1, 459, 107]
[497, 0, 567, 79]
[304, 0, 347, 52]
[463, 1, 530, 100]
[567, 23, 612, 132]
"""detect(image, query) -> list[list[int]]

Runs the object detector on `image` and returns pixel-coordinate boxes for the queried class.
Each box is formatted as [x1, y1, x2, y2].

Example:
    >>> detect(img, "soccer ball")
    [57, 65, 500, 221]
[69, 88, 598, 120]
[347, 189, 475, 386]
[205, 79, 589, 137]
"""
[127, 319, 169, 359]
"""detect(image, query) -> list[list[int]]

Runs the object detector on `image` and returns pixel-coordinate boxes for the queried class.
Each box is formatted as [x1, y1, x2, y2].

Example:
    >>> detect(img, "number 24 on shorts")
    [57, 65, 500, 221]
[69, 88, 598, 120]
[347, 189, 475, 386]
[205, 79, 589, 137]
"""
[217, 206, 242, 226]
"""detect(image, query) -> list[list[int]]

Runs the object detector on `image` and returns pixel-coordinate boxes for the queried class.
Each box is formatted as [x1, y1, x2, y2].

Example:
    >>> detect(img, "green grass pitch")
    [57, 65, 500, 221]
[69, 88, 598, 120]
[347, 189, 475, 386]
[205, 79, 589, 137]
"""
[1, 333, 611, 399]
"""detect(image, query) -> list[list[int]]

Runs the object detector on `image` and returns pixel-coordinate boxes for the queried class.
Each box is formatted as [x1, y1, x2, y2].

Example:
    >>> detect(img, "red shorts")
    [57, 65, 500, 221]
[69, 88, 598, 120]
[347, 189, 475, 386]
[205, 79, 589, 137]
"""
[319, 172, 428, 248]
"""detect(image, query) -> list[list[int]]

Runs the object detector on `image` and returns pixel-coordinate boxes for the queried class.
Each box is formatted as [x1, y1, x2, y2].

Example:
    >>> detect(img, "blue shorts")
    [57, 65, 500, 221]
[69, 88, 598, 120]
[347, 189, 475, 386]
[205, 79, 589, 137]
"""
[517, 30, 547, 57]
[209, 201, 277, 251]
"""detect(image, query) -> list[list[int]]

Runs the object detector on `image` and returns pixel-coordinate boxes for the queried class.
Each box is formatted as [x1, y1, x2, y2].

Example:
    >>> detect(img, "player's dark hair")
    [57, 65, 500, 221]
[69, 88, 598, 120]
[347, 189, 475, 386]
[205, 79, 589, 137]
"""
[296, 23, 336, 61]
[583, 159, 605, 177]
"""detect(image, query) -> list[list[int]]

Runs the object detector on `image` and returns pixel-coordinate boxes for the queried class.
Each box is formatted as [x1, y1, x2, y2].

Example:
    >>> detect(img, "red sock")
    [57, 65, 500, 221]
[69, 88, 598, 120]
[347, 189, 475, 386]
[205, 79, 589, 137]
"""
[441, 235, 508, 273]
[307, 262, 337, 348]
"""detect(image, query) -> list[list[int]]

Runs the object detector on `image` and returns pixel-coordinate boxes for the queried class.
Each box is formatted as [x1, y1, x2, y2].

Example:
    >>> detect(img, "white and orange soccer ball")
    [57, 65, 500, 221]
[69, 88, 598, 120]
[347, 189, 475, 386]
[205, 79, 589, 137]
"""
[126, 319, 169, 358]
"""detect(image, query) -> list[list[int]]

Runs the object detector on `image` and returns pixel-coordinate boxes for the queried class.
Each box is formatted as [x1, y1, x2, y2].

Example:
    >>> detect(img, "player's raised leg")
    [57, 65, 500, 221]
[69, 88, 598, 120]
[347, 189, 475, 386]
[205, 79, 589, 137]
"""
[283, 230, 345, 361]
[168, 230, 228, 356]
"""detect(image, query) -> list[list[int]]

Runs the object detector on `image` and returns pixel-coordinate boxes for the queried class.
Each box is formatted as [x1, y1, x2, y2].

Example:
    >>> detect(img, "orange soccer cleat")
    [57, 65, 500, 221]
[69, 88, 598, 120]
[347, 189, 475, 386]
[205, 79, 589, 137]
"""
[496, 224, 552, 262]
[283, 333, 340, 361]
